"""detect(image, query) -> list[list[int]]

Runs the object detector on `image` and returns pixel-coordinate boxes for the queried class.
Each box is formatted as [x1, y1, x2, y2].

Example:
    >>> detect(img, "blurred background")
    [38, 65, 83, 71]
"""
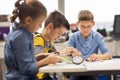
[0, 0, 120, 80]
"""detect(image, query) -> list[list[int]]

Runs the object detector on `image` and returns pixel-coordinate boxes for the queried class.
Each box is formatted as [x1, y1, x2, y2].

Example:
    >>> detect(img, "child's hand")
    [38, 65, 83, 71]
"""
[70, 49, 82, 57]
[61, 46, 82, 57]
[87, 54, 104, 62]
[94, 54, 104, 61]
[46, 54, 63, 64]
[36, 54, 63, 68]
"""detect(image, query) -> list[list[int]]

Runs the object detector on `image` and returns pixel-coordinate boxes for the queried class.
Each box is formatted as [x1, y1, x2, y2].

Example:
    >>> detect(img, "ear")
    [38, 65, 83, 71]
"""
[92, 21, 95, 26]
[24, 17, 32, 25]
[46, 23, 54, 29]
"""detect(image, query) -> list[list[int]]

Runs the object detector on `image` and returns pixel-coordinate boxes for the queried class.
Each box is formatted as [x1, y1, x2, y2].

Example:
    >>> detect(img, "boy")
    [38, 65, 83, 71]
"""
[34, 10, 80, 80]
[68, 10, 111, 80]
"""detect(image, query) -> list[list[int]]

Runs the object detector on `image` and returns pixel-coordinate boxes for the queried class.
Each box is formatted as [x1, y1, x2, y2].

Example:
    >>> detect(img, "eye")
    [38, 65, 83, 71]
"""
[58, 31, 63, 36]
[81, 25, 85, 28]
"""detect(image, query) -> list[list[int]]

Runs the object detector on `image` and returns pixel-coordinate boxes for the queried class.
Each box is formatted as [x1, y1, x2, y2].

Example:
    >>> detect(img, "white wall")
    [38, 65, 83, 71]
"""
[65, 0, 120, 23]
[1, 0, 120, 32]
[0, 0, 15, 15]
[1, 0, 120, 23]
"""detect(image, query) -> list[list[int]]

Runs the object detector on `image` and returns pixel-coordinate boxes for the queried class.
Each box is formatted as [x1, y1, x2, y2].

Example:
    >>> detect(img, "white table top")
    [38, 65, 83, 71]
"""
[39, 63, 86, 73]
[39, 59, 120, 73]
[85, 59, 120, 71]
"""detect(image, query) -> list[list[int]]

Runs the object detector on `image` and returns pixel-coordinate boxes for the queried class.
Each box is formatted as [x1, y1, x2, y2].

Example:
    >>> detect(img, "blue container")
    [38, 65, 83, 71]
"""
[98, 75, 108, 80]
[117, 75, 120, 79]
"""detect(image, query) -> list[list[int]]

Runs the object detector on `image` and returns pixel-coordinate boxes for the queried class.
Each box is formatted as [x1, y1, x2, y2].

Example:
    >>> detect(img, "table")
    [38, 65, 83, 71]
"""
[39, 59, 120, 80]
[39, 63, 86, 80]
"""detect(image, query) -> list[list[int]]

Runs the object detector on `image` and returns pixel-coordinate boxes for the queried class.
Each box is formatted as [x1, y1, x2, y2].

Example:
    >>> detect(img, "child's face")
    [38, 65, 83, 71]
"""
[78, 20, 95, 38]
[47, 26, 67, 42]
[27, 16, 46, 33]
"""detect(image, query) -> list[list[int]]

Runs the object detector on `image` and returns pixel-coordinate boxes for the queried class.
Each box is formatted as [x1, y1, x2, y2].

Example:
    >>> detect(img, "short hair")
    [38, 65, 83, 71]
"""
[78, 10, 94, 22]
[10, 0, 47, 23]
[44, 10, 70, 30]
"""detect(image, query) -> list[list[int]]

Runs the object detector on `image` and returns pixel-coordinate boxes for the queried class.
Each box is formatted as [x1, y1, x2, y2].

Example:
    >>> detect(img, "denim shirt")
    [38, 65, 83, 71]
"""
[68, 31, 109, 59]
[4, 27, 38, 80]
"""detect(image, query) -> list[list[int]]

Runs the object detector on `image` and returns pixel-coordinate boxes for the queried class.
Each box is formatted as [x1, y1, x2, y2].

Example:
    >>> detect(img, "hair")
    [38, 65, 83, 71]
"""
[10, 0, 47, 23]
[78, 10, 94, 22]
[44, 10, 70, 30]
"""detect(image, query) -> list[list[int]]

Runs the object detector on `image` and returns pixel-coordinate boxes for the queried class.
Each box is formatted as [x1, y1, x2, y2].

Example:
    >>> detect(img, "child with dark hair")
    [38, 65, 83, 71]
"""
[34, 10, 81, 80]
[4, 0, 63, 80]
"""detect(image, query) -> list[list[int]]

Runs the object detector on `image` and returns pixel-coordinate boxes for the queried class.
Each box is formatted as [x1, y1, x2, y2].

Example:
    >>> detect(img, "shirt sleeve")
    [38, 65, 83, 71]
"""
[12, 34, 38, 76]
[34, 46, 44, 55]
[96, 33, 109, 54]
[67, 33, 76, 47]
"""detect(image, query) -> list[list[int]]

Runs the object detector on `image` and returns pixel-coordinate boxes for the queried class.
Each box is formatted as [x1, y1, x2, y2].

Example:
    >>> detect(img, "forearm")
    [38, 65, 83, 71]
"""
[35, 53, 49, 60]
[36, 58, 50, 68]
[36, 54, 63, 68]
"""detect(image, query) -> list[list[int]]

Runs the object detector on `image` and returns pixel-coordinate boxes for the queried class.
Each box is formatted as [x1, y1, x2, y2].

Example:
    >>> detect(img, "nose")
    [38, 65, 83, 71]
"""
[84, 28, 88, 32]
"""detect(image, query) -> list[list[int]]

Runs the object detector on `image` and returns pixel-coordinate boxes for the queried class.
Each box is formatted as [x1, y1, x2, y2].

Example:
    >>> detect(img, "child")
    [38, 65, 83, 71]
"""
[34, 10, 70, 55]
[34, 10, 81, 80]
[68, 10, 111, 80]
[4, 0, 62, 80]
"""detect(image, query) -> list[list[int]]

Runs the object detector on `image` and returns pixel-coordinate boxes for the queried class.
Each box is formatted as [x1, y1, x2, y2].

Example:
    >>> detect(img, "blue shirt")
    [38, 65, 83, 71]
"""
[4, 27, 38, 80]
[68, 31, 109, 59]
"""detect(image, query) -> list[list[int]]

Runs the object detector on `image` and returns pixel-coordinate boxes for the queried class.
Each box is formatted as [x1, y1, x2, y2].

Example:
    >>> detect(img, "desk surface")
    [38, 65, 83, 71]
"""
[85, 59, 120, 71]
[39, 63, 86, 73]
[39, 59, 120, 74]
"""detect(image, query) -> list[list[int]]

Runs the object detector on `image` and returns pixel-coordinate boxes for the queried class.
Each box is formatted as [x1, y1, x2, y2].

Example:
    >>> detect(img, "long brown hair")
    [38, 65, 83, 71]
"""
[10, 0, 47, 23]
